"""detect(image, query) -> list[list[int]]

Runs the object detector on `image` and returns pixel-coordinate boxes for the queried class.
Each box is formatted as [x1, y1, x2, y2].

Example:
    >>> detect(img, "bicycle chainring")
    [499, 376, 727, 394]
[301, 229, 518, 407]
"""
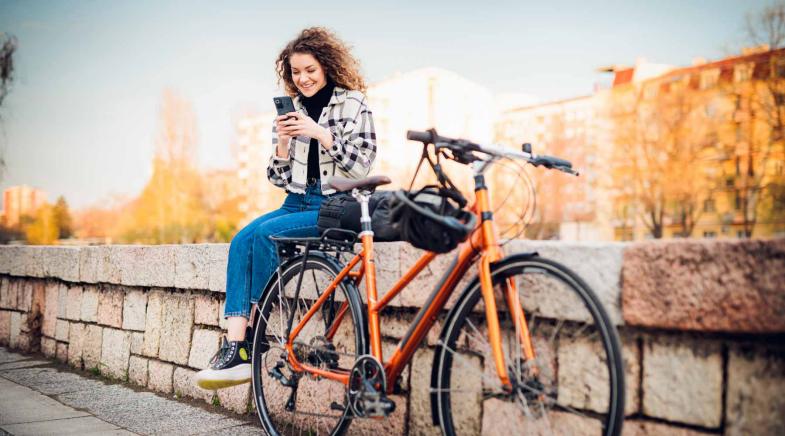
[347, 355, 394, 418]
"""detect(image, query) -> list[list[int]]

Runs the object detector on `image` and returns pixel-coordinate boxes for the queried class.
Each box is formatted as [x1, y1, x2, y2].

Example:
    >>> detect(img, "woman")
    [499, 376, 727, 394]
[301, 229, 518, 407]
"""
[196, 27, 376, 389]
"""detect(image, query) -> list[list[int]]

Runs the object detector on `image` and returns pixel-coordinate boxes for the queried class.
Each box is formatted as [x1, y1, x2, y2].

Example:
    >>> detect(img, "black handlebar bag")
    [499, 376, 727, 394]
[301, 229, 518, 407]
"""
[317, 191, 401, 242]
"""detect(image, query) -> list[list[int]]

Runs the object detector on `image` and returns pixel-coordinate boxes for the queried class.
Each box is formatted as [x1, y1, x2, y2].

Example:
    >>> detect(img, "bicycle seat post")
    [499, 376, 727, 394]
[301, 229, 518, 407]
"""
[351, 187, 384, 361]
[352, 188, 374, 238]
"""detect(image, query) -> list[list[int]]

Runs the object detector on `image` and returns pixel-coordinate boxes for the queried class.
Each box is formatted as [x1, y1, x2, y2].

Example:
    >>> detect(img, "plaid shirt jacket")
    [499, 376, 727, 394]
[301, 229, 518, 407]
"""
[267, 86, 377, 195]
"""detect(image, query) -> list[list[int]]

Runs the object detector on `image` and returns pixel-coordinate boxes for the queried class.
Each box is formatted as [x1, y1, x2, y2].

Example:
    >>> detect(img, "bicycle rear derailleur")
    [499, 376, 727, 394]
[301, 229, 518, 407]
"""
[346, 355, 395, 418]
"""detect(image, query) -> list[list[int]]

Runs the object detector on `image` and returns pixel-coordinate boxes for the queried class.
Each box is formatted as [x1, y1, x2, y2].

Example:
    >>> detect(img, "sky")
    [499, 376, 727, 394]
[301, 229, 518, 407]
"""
[0, 0, 774, 209]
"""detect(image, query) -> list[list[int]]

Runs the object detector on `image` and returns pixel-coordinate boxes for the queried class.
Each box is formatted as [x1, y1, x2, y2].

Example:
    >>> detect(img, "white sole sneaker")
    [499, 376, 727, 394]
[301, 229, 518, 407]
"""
[195, 363, 252, 390]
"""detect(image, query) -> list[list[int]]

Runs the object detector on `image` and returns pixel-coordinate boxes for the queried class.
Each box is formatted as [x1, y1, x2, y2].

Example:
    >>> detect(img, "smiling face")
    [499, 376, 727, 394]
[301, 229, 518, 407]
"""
[289, 52, 327, 97]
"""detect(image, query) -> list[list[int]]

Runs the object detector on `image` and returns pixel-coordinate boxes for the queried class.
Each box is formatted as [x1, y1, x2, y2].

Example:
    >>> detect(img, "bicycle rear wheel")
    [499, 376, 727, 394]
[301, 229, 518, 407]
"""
[433, 255, 624, 436]
[252, 252, 368, 435]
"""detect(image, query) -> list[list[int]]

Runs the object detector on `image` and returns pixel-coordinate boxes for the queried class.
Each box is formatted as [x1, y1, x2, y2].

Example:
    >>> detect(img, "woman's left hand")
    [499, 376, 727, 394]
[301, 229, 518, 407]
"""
[278, 112, 333, 147]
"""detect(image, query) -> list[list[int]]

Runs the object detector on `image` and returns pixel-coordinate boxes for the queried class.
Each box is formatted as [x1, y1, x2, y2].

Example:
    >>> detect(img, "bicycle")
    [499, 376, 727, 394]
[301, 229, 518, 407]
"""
[250, 129, 625, 435]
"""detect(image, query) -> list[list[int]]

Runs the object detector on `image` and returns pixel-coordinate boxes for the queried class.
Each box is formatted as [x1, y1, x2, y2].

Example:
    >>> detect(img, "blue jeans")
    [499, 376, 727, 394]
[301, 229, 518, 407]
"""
[223, 186, 326, 318]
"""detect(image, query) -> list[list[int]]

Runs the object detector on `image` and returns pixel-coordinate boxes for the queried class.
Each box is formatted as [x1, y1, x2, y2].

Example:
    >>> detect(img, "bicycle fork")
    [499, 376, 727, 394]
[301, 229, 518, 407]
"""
[474, 172, 537, 392]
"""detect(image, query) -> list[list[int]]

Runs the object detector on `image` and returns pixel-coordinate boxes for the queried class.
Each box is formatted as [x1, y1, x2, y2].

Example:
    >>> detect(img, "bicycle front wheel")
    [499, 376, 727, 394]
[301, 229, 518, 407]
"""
[252, 252, 368, 436]
[433, 255, 624, 436]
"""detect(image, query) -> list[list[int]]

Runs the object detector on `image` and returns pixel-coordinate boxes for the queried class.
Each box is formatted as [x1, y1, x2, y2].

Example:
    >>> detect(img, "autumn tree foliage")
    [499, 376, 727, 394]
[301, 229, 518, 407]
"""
[115, 90, 211, 244]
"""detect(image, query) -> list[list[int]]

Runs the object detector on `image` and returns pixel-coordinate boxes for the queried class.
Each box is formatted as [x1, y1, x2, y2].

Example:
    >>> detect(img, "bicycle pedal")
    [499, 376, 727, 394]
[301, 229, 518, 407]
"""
[330, 401, 346, 412]
[363, 394, 396, 417]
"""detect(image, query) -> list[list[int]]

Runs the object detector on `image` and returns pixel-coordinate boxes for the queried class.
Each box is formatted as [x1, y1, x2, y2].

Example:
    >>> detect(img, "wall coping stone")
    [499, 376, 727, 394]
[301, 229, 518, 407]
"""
[1, 237, 783, 334]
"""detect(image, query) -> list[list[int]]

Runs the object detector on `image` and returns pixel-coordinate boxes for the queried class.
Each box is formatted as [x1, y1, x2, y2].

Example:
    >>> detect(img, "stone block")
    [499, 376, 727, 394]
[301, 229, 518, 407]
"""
[622, 238, 785, 333]
[130, 332, 144, 355]
[206, 243, 229, 293]
[174, 244, 210, 290]
[114, 245, 176, 288]
[188, 329, 221, 369]
[82, 324, 103, 370]
[79, 245, 116, 283]
[42, 282, 59, 337]
[148, 359, 174, 394]
[55, 319, 70, 342]
[217, 383, 251, 414]
[409, 347, 441, 436]
[41, 336, 57, 358]
[97, 287, 124, 328]
[622, 420, 711, 436]
[506, 240, 625, 324]
[80, 285, 99, 322]
[725, 345, 785, 436]
[16, 332, 32, 352]
[57, 282, 68, 318]
[0, 310, 10, 345]
[9, 311, 21, 348]
[194, 295, 220, 326]
[22, 246, 45, 277]
[17, 281, 33, 311]
[100, 328, 131, 380]
[482, 404, 604, 436]
[56, 342, 68, 363]
[173, 367, 213, 403]
[18, 313, 29, 333]
[65, 285, 83, 321]
[158, 293, 195, 365]
[642, 336, 722, 428]
[122, 290, 147, 331]
[128, 355, 149, 386]
[68, 322, 86, 368]
[557, 334, 639, 416]
[41, 247, 80, 282]
[1, 246, 25, 275]
[142, 290, 165, 357]
[0, 278, 11, 309]
[372, 242, 402, 299]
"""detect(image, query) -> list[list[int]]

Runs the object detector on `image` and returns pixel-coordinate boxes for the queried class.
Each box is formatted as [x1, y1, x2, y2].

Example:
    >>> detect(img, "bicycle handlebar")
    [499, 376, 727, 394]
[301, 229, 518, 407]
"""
[406, 129, 579, 176]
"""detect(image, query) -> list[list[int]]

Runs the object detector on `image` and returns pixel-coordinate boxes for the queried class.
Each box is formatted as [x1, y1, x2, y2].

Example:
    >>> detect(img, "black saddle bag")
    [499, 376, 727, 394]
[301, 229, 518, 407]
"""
[317, 191, 400, 242]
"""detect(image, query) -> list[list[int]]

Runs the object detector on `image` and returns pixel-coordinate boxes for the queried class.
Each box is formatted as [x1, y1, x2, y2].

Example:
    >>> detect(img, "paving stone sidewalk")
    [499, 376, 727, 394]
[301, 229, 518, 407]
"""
[0, 347, 264, 435]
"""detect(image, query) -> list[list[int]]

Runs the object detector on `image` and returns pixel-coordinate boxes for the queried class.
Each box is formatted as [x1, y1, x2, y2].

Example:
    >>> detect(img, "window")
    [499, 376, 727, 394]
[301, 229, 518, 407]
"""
[703, 199, 716, 213]
[703, 231, 717, 238]
[700, 69, 720, 90]
[734, 63, 754, 82]
[735, 192, 743, 210]
[726, 176, 735, 188]
[737, 230, 748, 238]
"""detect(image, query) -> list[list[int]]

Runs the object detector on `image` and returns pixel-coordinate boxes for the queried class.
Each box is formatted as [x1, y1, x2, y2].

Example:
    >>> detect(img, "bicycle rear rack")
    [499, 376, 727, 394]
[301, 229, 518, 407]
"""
[270, 228, 358, 260]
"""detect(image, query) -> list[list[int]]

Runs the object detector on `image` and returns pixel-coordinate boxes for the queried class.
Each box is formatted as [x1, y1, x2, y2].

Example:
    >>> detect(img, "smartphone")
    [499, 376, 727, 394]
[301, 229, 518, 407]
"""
[273, 96, 296, 117]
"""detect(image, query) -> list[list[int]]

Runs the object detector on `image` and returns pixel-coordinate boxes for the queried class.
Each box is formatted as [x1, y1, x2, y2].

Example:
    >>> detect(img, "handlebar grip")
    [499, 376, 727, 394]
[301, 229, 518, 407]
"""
[407, 130, 435, 143]
[535, 155, 573, 169]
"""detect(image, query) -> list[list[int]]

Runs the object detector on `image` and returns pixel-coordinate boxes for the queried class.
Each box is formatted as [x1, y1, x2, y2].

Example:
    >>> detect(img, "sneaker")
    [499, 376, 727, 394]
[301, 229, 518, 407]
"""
[195, 336, 252, 390]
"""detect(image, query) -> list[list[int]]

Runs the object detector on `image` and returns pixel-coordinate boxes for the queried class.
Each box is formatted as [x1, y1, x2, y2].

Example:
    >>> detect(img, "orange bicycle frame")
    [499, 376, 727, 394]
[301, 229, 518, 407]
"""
[284, 179, 537, 392]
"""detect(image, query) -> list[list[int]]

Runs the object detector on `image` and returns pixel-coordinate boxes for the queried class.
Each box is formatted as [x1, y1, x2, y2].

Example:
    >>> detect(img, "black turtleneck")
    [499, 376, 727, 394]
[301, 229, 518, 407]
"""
[301, 80, 335, 186]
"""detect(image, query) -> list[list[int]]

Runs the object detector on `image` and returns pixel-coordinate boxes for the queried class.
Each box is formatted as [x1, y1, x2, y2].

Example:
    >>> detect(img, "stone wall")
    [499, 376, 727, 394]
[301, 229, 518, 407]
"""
[0, 239, 783, 435]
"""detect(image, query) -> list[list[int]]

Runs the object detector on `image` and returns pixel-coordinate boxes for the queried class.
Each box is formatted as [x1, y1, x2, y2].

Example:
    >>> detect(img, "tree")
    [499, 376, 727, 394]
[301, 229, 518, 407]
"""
[116, 90, 211, 244]
[52, 196, 73, 239]
[608, 79, 714, 238]
[0, 33, 18, 179]
[729, 2, 785, 236]
[25, 204, 58, 245]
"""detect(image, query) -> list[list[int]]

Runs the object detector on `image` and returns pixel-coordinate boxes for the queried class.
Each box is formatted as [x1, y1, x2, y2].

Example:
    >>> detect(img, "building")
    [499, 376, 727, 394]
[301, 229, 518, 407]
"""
[604, 46, 785, 240]
[233, 112, 286, 225]
[2, 185, 48, 228]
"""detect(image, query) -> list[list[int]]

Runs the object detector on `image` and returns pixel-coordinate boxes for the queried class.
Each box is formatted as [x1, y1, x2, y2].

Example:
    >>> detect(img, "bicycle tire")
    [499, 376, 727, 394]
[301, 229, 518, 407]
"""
[433, 254, 625, 436]
[252, 252, 368, 435]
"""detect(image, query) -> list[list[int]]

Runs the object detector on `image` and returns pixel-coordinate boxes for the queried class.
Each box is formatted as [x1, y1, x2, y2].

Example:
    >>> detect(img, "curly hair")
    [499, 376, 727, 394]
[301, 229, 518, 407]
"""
[276, 27, 367, 97]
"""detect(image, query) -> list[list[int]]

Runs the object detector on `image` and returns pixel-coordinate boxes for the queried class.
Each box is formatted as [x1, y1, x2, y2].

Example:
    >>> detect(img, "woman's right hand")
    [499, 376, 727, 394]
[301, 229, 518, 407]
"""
[275, 115, 293, 158]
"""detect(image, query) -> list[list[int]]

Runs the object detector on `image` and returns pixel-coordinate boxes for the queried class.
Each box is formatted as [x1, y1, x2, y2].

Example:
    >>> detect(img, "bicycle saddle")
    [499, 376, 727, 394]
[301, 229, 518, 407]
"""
[327, 175, 391, 192]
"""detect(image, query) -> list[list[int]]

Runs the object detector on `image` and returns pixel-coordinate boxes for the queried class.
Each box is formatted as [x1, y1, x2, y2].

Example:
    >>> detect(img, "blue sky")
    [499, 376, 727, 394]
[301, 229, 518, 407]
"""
[0, 0, 772, 208]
